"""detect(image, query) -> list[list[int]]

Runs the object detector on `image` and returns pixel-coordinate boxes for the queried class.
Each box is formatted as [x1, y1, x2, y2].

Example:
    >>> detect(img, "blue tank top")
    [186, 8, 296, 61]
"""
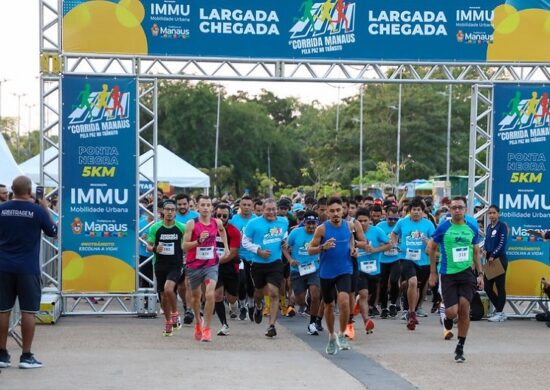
[319, 220, 353, 278]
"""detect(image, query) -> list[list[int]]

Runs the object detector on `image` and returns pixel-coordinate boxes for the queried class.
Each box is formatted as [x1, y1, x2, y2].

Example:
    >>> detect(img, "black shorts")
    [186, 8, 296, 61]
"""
[154, 265, 183, 295]
[357, 272, 380, 293]
[320, 274, 352, 304]
[0, 272, 42, 313]
[441, 268, 477, 308]
[399, 260, 420, 281]
[216, 263, 240, 297]
[251, 260, 284, 290]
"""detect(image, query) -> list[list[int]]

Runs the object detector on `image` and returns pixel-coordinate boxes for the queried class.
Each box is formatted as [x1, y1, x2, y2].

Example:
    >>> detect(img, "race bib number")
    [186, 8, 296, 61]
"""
[452, 247, 469, 263]
[298, 262, 316, 276]
[360, 260, 377, 274]
[216, 247, 225, 259]
[406, 248, 421, 261]
[196, 246, 215, 260]
[159, 242, 174, 255]
[383, 247, 399, 256]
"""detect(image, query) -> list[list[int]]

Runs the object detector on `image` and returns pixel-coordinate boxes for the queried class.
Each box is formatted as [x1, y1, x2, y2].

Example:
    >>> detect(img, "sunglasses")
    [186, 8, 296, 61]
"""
[216, 214, 229, 219]
[450, 206, 465, 210]
[387, 217, 399, 221]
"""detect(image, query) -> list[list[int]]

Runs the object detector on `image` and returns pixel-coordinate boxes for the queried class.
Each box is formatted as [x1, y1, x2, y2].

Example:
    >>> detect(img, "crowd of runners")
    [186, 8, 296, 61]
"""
[142, 190, 491, 363]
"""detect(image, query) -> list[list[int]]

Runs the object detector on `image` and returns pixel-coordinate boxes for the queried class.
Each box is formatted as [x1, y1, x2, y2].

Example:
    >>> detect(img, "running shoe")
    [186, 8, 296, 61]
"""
[444, 329, 454, 340]
[254, 304, 264, 324]
[370, 306, 380, 317]
[443, 317, 453, 331]
[248, 306, 255, 322]
[454, 345, 465, 363]
[0, 349, 11, 368]
[401, 310, 408, 321]
[201, 327, 212, 342]
[239, 306, 247, 321]
[431, 301, 441, 313]
[163, 321, 173, 337]
[229, 302, 238, 319]
[326, 337, 338, 355]
[18, 354, 43, 369]
[488, 312, 506, 322]
[380, 308, 389, 319]
[416, 307, 428, 317]
[217, 324, 230, 336]
[407, 312, 417, 331]
[171, 312, 182, 330]
[286, 306, 296, 317]
[265, 325, 277, 338]
[307, 323, 319, 335]
[337, 334, 351, 350]
[389, 304, 398, 318]
[315, 319, 324, 332]
[183, 310, 194, 325]
[365, 319, 375, 334]
[194, 324, 202, 341]
[344, 323, 355, 340]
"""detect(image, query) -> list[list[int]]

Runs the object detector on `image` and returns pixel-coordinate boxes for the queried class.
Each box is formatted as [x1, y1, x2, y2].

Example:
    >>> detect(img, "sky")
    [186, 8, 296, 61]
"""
[0, 2, 357, 136]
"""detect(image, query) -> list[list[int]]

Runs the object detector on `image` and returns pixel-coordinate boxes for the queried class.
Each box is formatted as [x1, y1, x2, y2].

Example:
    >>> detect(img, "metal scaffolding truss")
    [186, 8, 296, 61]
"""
[39, 0, 550, 317]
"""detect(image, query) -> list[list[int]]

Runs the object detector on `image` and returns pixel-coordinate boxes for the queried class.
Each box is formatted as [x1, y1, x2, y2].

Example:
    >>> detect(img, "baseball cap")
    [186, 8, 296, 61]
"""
[277, 198, 291, 209]
[292, 203, 305, 212]
[303, 210, 319, 223]
[374, 198, 383, 206]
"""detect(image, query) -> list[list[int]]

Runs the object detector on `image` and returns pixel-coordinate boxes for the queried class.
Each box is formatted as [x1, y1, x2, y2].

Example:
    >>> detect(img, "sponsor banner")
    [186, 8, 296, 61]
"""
[61, 75, 137, 293]
[62, 1, 550, 63]
[492, 84, 550, 297]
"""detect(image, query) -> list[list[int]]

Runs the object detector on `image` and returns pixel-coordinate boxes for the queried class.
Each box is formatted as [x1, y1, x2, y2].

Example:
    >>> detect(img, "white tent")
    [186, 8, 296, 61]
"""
[19, 144, 210, 189]
[18, 146, 58, 187]
[140, 145, 210, 189]
[0, 134, 26, 187]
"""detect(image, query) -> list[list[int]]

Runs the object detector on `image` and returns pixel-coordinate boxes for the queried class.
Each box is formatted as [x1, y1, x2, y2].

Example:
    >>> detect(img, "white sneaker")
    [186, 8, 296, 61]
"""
[228, 302, 238, 319]
[217, 324, 230, 336]
[488, 312, 505, 322]
[307, 323, 319, 335]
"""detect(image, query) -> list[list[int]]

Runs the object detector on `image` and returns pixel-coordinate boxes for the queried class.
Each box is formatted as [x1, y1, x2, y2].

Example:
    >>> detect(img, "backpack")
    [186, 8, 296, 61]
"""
[469, 292, 485, 321]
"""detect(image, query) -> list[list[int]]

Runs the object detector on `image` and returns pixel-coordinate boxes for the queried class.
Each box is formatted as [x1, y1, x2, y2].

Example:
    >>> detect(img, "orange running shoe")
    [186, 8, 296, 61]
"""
[365, 319, 375, 334]
[201, 327, 212, 342]
[353, 302, 360, 316]
[194, 324, 202, 341]
[344, 323, 355, 340]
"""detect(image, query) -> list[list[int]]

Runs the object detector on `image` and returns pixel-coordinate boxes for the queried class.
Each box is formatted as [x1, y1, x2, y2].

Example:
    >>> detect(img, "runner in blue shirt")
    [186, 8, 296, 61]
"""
[355, 208, 391, 337]
[283, 211, 321, 336]
[242, 199, 288, 338]
[391, 197, 435, 331]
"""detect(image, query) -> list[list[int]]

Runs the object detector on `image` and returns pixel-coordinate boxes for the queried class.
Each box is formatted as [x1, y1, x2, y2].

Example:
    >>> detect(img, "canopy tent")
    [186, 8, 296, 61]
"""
[18, 146, 58, 187]
[140, 145, 210, 189]
[20, 145, 210, 189]
[0, 134, 26, 187]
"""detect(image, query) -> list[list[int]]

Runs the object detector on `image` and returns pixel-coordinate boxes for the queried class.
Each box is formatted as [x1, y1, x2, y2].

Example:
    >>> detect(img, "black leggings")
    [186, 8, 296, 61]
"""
[484, 272, 507, 312]
[380, 261, 401, 309]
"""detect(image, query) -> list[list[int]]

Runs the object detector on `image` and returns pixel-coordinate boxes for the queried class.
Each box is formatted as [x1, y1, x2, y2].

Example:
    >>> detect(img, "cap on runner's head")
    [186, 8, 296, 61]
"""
[292, 203, 305, 213]
[303, 210, 319, 223]
[277, 198, 291, 209]
[373, 198, 383, 206]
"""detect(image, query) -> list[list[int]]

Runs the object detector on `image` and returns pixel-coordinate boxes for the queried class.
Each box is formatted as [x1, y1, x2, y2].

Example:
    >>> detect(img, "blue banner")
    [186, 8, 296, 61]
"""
[62, 0, 550, 63]
[492, 84, 550, 296]
[61, 75, 137, 293]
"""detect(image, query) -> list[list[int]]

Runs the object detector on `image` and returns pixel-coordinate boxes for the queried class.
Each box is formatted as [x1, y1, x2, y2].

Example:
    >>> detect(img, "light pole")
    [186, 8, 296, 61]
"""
[25, 103, 36, 156]
[13, 92, 27, 161]
[213, 86, 221, 196]
[359, 86, 364, 194]
[0, 78, 8, 120]
[389, 84, 403, 186]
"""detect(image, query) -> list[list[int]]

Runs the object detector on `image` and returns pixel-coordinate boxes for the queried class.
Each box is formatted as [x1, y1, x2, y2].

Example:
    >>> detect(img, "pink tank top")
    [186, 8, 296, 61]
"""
[186, 218, 219, 269]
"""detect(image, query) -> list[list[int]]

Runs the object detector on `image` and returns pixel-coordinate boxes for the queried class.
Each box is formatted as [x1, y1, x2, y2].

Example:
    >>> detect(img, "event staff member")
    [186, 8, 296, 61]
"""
[0, 176, 58, 369]
[484, 205, 508, 323]
[429, 196, 483, 363]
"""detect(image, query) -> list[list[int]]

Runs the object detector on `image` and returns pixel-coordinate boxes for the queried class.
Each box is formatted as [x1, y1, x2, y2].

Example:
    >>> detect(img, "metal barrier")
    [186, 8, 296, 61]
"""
[8, 299, 23, 347]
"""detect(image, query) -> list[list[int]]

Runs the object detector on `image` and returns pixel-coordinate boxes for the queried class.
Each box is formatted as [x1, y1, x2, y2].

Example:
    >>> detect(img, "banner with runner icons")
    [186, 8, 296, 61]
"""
[61, 0, 550, 63]
[61, 75, 137, 293]
[492, 84, 550, 297]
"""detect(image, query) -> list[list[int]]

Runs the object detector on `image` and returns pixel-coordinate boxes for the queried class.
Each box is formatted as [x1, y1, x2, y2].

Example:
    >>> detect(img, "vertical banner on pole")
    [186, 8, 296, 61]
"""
[492, 84, 550, 296]
[61, 75, 137, 293]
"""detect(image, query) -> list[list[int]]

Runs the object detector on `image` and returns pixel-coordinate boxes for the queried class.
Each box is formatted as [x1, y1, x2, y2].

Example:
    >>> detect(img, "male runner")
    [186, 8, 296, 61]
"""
[309, 197, 366, 354]
[377, 206, 401, 318]
[147, 200, 186, 336]
[213, 203, 241, 336]
[183, 195, 229, 342]
[429, 197, 483, 362]
[283, 211, 321, 335]
[242, 199, 288, 337]
[391, 197, 435, 331]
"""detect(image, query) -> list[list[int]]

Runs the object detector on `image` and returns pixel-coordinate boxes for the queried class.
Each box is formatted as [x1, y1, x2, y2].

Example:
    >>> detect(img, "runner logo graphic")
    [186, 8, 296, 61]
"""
[289, 0, 356, 55]
[68, 83, 130, 125]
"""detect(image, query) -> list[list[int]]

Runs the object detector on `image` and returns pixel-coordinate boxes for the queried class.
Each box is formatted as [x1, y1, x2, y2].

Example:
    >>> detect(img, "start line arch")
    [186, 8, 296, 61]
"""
[36, 0, 550, 318]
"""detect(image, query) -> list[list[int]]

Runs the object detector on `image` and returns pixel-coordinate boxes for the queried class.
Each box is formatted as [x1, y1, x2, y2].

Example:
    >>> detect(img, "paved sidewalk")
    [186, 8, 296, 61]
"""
[2, 304, 549, 389]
